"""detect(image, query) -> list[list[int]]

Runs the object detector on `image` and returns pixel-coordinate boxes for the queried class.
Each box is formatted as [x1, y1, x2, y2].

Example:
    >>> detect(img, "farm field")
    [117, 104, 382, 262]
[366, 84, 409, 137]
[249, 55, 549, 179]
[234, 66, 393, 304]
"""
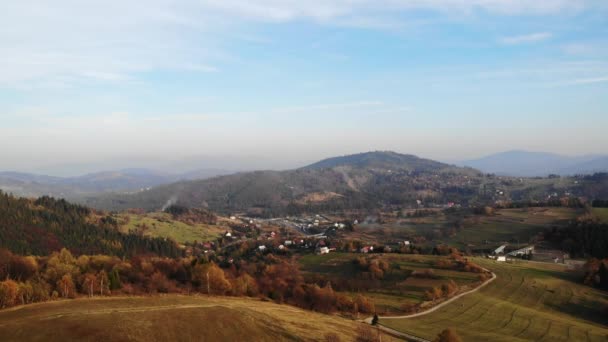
[442, 207, 581, 248]
[354, 207, 580, 249]
[381, 258, 608, 341]
[0, 295, 367, 342]
[592, 208, 608, 223]
[115, 212, 225, 243]
[299, 253, 484, 314]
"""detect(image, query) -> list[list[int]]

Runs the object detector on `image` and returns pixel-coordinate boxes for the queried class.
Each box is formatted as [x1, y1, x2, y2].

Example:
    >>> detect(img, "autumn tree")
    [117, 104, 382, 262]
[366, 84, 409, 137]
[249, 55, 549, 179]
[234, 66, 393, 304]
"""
[0, 280, 19, 308]
[193, 263, 231, 295]
[82, 273, 97, 297]
[57, 274, 75, 298]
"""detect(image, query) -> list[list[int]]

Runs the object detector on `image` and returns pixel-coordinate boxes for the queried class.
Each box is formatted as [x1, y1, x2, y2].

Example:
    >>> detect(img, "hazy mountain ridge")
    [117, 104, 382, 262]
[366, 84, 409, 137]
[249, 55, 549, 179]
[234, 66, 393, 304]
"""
[462, 150, 608, 177]
[77, 151, 595, 216]
[0, 168, 234, 198]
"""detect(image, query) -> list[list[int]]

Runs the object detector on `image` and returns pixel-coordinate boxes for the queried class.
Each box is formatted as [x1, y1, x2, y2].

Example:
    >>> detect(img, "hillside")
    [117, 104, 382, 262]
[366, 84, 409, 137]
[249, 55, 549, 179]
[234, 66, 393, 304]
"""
[80, 151, 482, 214]
[0, 296, 364, 342]
[80, 151, 608, 216]
[0, 191, 180, 257]
[305, 151, 448, 171]
[381, 258, 608, 341]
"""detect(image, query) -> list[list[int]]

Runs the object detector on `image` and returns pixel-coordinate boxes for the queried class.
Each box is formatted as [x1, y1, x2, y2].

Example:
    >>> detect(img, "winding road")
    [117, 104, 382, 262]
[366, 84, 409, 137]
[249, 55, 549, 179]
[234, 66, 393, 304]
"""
[361, 270, 497, 341]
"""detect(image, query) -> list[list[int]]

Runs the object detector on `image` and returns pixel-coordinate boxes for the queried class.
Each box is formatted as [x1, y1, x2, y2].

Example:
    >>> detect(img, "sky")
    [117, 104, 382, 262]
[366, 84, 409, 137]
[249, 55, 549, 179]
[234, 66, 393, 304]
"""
[1, 0, 607, 175]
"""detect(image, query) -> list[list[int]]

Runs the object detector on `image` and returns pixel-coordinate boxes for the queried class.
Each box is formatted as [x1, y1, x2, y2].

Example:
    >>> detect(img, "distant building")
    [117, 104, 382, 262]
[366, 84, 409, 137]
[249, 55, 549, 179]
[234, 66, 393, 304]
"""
[284, 240, 293, 246]
[494, 245, 507, 255]
[258, 245, 266, 251]
[497, 256, 507, 262]
[317, 247, 330, 255]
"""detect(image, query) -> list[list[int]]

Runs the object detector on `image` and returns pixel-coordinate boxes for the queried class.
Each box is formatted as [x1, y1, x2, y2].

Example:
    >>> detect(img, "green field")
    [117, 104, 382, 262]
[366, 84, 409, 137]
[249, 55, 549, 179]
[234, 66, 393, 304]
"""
[115, 212, 225, 243]
[592, 208, 608, 223]
[356, 207, 580, 250]
[300, 253, 483, 314]
[443, 208, 580, 248]
[0, 295, 366, 342]
[381, 258, 608, 341]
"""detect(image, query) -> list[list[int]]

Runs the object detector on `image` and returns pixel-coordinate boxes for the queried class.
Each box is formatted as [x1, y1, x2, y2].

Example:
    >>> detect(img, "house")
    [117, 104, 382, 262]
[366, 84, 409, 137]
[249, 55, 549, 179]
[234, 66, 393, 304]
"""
[278, 245, 285, 250]
[317, 246, 330, 255]
[230, 216, 237, 220]
[494, 245, 507, 255]
[258, 245, 266, 251]
[403, 240, 411, 246]
[225, 232, 232, 237]
[284, 240, 293, 246]
[497, 256, 507, 262]
[360, 246, 374, 253]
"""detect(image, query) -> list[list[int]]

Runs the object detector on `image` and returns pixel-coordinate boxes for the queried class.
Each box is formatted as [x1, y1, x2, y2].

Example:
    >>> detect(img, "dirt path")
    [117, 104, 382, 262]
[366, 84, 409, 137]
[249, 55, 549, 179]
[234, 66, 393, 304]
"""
[361, 269, 497, 341]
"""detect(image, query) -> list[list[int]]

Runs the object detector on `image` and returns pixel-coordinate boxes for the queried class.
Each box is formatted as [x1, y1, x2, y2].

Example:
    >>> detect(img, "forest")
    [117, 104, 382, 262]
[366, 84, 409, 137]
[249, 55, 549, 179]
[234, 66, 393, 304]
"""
[0, 247, 376, 316]
[0, 191, 180, 257]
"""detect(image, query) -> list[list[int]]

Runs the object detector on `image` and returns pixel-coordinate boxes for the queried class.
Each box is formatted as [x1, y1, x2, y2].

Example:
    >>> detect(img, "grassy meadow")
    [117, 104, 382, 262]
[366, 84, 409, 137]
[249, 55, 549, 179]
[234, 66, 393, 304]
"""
[299, 253, 483, 314]
[381, 258, 608, 341]
[115, 212, 225, 243]
[592, 208, 608, 223]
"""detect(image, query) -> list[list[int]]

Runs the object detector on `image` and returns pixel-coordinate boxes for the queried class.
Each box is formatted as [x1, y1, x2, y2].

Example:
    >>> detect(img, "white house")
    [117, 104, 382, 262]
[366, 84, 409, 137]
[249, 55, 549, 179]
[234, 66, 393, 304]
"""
[258, 245, 266, 251]
[497, 256, 507, 262]
[318, 247, 330, 254]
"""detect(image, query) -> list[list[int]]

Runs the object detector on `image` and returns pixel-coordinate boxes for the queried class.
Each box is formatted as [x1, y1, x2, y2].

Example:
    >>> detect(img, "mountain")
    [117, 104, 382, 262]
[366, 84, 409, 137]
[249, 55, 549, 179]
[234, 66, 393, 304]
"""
[0, 168, 234, 199]
[304, 151, 447, 171]
[462, 150, 607, 177]
[80, 151, 489, 215]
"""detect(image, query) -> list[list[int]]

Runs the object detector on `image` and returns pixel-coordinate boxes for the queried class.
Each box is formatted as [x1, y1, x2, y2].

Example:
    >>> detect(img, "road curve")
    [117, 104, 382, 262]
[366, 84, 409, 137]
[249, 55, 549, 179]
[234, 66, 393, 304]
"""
[361, 269, 497, 341]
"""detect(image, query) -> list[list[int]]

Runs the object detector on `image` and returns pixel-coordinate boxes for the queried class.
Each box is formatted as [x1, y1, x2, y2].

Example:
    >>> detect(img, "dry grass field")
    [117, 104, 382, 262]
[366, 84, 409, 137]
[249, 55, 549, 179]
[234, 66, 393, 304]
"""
[0, 295, 375, 342]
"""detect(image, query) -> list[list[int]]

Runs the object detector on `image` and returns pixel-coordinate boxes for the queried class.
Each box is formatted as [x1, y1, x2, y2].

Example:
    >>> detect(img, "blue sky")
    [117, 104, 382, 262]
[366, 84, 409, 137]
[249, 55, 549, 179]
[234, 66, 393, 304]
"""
[1, 1, 607, 174]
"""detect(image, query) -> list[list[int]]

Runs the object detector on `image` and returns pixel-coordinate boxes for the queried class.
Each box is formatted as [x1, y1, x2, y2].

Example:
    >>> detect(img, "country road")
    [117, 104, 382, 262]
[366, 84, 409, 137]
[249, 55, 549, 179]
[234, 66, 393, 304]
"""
[361, 269, 497, 342]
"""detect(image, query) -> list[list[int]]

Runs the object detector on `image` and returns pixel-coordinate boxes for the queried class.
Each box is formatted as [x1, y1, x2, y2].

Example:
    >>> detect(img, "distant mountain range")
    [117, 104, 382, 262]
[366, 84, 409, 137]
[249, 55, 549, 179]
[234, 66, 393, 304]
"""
[461, 151, 608, 177]
[0, 168, 234, 198]
[78, 151, 608, 216]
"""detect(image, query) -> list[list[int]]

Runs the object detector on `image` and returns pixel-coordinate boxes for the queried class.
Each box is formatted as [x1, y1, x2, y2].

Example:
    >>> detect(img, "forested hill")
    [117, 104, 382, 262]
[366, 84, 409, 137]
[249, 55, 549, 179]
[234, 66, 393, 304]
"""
[0, 191, 181, 257]
[80, 152, 608, 217]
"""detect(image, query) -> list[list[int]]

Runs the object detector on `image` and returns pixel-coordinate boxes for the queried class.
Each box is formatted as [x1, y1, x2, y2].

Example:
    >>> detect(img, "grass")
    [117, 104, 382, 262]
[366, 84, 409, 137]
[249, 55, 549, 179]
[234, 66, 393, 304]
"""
[592, 208, 608, 223]
[0, 295, 369, 342]
[299, 253, 482, 314]
[351, 208, 580, 250]
[381, 258, 608, 341]
[115, 212, 225, 243]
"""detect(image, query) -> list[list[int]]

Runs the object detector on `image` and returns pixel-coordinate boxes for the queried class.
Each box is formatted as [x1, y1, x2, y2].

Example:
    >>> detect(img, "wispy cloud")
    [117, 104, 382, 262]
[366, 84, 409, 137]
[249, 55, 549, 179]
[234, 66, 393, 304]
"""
[499, 32, 553, 45]
[551, 76, 608, 86]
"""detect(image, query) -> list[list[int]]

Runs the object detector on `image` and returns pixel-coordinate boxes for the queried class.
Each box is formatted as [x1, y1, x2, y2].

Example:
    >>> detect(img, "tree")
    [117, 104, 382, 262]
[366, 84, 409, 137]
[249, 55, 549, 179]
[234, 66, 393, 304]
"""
[371, 313, 379, 325]
[0, 280, 19, 308]
[193, 263, 231, 295]
[57, 274, 75, 298]
[98, 270, 109, 296]
[433, 328, 462, 342]
[82, 273, 97, 297]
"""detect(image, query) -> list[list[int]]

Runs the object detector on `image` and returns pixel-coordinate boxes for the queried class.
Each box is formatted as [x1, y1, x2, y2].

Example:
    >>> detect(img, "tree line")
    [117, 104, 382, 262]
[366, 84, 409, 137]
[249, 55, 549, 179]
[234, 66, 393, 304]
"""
[0, 191, 181, 257]
[0, 248, 376, 316]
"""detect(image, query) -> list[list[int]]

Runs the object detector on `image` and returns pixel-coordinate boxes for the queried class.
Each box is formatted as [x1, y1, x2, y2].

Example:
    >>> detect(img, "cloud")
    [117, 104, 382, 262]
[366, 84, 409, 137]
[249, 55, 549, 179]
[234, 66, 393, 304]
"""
[499, 32, 553, 45]
[0, 1, 598, 89]
[552, 76, 608, 86]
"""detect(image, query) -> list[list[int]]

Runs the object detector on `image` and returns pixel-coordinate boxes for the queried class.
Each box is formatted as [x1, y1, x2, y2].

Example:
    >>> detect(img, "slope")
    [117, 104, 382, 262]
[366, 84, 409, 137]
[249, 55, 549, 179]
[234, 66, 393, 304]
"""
[0, 295, 363, 342]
